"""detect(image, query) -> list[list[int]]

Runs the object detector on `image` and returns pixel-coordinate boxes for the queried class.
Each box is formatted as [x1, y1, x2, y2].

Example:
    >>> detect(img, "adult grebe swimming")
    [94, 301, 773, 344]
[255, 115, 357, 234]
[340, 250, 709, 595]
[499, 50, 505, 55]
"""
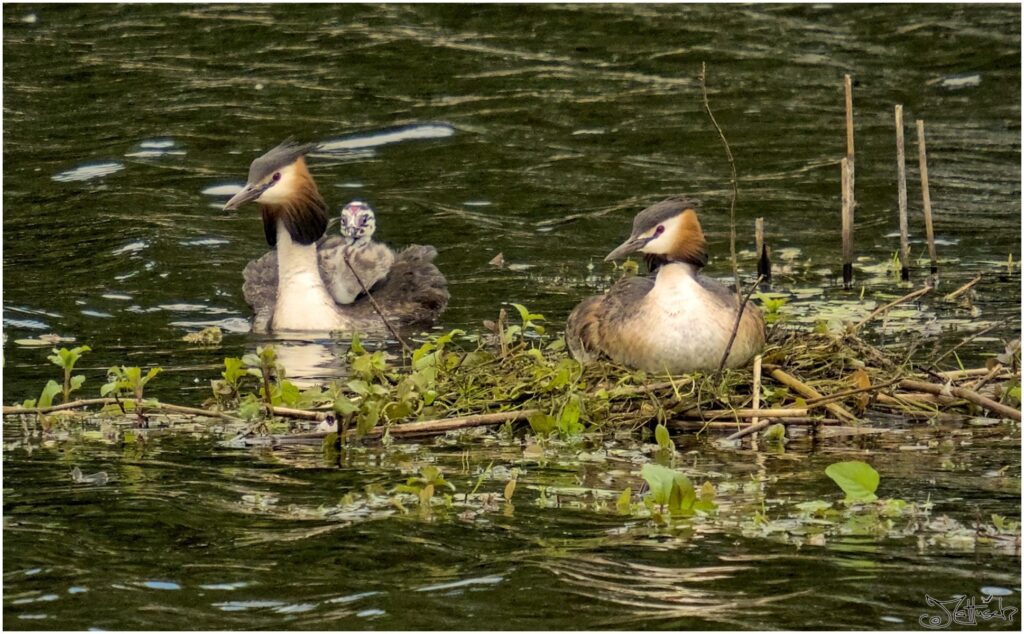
[224, 140, 448, 334]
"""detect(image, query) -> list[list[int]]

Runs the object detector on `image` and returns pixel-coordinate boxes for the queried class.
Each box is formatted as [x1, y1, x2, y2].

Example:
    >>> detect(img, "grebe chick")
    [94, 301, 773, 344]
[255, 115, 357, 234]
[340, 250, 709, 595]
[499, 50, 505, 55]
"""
[224, 140, 448, 334]
[566, 197, 764, 373]
[318, 201, 395, 305]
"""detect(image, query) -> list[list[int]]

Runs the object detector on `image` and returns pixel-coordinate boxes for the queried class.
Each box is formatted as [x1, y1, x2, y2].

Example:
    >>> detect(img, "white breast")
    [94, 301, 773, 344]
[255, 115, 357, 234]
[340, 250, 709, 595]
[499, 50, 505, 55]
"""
[271, 222, 348, 332]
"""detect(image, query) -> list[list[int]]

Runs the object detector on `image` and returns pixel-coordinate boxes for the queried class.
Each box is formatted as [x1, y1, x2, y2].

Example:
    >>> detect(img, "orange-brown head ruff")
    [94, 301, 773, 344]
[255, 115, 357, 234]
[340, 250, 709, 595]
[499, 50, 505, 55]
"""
[605, 197, 708, 267]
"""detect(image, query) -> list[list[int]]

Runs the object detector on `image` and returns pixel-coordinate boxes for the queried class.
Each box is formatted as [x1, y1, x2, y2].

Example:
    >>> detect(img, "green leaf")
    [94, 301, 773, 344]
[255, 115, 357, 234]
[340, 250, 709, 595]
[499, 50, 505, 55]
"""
[349, 332, 365, 355]
[277, 380, 301, 407]
[100, 381, 118, 397]
[764, 423, 787, 442]
[557, 394, 584, 436]
[654, 423, 673, 450]
[69, 375, 86, 392]
[640, 463, 677, 506]
[333, 395, 358, 416]
[527, 412, 557, 435]
[237, 394, 262, 421]
[794, 500, 833, 515]
[356, 399, 381, 436]
[346, 379, 370, 396]
[241, 353, 261, 368]
[825, 460, 879, 503]
[616, 487, 632, 514]
[37, 380, 62, 409]
[222, 357, 247, 385]
[139, 367, 161, 387]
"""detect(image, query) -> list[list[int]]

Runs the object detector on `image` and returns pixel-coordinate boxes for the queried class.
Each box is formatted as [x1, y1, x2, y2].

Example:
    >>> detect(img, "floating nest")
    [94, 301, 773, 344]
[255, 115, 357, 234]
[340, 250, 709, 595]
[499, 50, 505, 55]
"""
[4, 317, 1021, 448]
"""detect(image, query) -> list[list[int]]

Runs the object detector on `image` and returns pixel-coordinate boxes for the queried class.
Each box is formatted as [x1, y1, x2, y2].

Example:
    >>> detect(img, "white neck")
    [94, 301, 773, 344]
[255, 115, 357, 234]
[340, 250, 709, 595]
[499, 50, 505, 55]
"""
[272, 220, 344, 332]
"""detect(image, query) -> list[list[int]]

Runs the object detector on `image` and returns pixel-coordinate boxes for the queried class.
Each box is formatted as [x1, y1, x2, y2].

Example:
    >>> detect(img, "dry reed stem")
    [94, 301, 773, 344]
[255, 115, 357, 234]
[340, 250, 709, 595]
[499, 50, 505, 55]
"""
[916, 119, 937, 271]
[943, 275, 982, 302]
[717, 275, 764, 373]
[766, 366, 857, 422]
[895, 104, 911, 280]
[699, 61, 740, 304]
[342, 254, 412, 355]
[851, 284, 932, 333]
[899, 378, 1021, 421]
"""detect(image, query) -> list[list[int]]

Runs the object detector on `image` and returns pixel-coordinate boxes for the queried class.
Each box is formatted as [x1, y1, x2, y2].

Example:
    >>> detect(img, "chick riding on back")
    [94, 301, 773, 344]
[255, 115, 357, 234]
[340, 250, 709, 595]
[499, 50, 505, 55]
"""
[224, 140, 448, 334]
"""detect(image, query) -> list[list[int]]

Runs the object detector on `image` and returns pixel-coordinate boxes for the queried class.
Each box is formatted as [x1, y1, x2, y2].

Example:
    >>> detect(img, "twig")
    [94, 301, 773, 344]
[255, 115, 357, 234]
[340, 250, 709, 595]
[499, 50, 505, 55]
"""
[765, 366, 857, 422]
[699, 61, 740, 303]
[3, 398, 118, 416]
[270, 406, 328, 421]
[895, 104, 911, 281]
[717, 275, 764, 373]
[943, 275, 982, 302]
[916, 119, 938, 273]
[2, 398, 241, 422]
[342, 254, 412, 355]
[899, 378, 1021, 421]
[802, 377, 903, 407]
[146, 403, 243, 423]
[968, 363, 1003, 393]
[929, 318, 1009, 368]
[841, 157, 854, 288]
[751, 354, 762, 428]
[681, 407, 809, 420]
[258, 409, 539, 444]
[934, 366, 1009, 380]
[851, 284, 932, 333]
[725, 418, 773, 440]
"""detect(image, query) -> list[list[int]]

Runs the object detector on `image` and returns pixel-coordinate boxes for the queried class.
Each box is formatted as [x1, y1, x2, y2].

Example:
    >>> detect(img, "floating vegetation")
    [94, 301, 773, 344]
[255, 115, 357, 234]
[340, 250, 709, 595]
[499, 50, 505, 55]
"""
[4, 301, 1021, 550]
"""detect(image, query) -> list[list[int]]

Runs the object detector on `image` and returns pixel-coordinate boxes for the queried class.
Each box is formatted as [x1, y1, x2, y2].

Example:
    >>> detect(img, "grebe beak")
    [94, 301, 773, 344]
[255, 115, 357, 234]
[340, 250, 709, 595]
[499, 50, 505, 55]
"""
[604, 234, 650, 262]
[223, 184, 260, 211]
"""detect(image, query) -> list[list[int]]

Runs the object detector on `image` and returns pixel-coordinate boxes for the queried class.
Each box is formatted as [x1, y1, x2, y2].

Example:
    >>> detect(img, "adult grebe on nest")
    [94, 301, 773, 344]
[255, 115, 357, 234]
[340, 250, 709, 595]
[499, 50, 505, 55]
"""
[566, 197, 764, 373]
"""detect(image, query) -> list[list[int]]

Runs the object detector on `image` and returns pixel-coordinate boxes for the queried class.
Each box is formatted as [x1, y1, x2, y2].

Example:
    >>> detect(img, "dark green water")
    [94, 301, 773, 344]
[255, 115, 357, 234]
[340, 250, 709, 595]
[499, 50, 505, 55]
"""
[3, 3, 1021, 629]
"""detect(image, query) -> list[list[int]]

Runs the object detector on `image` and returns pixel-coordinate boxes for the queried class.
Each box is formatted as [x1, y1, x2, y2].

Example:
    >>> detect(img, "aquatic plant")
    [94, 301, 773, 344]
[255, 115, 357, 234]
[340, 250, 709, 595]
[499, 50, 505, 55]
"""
[46, 345, 91, 403]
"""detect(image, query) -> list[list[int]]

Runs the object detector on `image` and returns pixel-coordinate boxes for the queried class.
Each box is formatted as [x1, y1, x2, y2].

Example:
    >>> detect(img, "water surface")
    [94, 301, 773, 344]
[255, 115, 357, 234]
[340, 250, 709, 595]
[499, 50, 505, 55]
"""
[3, 3, 1021, 630]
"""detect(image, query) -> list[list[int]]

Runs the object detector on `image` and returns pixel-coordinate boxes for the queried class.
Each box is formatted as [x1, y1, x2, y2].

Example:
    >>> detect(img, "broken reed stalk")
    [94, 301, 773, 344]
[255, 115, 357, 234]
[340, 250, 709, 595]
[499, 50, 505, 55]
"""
[851, 284, 932, 332]
[716, 275, 764, 373]
[1, 398, 243, 422]
[755, 217, 771, 283]
[343, 254, 412, 355]
[751, 354, 762, 428]
[916, 119, 938, 273]
[929, 319, 1008, 368]
[766, 365, 857, 422]
[266, 409, 541, 443]
[968, 363, 1003, 393]
[841, 157, 854, 288]
[899, 378, 1021, 421]
[699, 61, 741, 304]
[943, 275, 981, 302]
[844, 74, 856, 288]
[895, 104, 911, 281]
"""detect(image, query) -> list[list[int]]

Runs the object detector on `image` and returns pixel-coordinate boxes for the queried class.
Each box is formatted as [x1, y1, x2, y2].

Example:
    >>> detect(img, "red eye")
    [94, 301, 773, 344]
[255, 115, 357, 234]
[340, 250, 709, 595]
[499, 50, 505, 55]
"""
[272, 172, 281, 181]
[655, 225, 665, 236]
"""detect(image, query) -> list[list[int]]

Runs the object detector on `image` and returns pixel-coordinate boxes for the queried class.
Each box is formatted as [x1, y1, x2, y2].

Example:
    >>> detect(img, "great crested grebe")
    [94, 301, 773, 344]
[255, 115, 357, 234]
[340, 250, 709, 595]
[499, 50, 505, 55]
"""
[566, 197, 764, 373]
[223, 140, 448, 334]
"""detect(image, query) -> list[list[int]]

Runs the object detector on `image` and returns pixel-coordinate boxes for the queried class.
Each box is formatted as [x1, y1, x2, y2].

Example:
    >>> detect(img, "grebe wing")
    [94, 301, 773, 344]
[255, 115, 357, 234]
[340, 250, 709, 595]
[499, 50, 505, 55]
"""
[567, 276, 655, 361]
[340, 244, 449, 328]
[242, 250, 279, 333]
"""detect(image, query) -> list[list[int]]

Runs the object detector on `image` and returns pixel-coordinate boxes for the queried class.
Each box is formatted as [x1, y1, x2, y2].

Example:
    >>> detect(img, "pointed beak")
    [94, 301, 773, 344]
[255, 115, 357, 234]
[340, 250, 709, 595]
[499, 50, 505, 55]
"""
[223, 184, 260, 211]
[604, 235, 649, 262]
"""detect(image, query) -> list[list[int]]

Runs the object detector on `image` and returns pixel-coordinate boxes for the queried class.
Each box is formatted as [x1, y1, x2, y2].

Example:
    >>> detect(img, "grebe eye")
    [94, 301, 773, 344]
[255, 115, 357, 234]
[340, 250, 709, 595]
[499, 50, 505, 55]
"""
[654, 225, 665, 236]
[272, 172, 281, 181]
